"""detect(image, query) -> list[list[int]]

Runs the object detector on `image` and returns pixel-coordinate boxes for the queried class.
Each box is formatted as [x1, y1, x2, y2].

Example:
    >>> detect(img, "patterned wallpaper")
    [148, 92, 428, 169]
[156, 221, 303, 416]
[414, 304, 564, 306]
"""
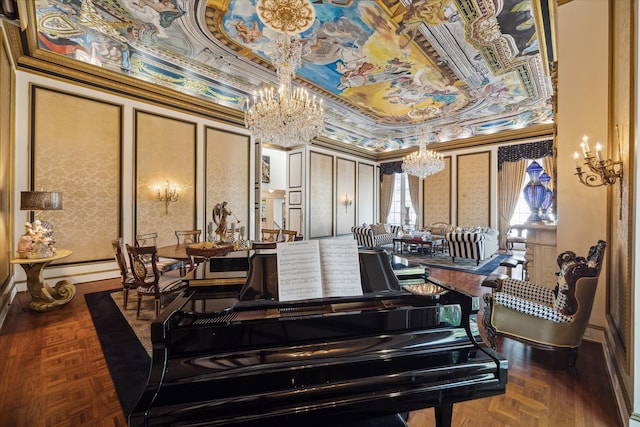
[135, 111, 196, 248]
[205, 128, 250, 240]
[423, 157, 451, 226]
[457, 152, 491, 227]
[357, 163, 375, 225]
[336, 158, 356, 235]
[34, 87, 121, 264]
[309, 152, 334, 238]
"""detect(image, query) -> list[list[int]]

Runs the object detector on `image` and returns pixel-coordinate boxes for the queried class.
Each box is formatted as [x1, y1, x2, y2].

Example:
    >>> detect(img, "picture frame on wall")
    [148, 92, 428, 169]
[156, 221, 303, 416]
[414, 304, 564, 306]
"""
[289, 191, 301, 205]
[261, 155, 270, 183]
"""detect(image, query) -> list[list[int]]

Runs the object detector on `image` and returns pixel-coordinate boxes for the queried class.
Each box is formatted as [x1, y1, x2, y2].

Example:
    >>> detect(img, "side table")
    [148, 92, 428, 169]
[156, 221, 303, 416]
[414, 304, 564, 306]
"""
[11, 249, 76, 312]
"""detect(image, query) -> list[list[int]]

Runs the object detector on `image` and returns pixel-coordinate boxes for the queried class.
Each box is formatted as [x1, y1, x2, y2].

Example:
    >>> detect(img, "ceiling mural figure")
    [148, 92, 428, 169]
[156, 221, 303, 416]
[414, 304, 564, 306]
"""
[32, 0, 555, 152]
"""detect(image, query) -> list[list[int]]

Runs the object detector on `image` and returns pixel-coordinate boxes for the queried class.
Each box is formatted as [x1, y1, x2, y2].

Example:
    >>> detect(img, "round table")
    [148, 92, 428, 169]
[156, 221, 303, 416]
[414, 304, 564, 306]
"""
[11, 249, 76, 312]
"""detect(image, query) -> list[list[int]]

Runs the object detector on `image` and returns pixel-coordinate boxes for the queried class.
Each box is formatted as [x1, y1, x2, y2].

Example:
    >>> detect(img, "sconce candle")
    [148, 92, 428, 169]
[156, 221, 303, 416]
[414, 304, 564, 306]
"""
[157, 180, 180, 214]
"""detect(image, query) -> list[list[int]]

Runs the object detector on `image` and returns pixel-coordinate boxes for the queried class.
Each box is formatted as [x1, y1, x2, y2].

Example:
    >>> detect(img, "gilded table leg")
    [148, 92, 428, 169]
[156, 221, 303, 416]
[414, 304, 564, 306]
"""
[20, 262, 77, 312]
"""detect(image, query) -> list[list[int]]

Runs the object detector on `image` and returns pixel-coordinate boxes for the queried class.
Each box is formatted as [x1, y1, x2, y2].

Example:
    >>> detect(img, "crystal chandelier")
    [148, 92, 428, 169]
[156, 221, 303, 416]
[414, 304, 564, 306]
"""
[244, 32, 324, 147]
[402, 127, 445, 179]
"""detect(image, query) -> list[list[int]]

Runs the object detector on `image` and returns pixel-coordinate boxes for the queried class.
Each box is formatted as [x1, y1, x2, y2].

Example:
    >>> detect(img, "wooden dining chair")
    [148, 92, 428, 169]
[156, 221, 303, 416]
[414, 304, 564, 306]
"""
[175, 230, 202, 246]
[111, 238, 136, 309]
[281, 230, 298, 242]
[260, 228, 280, 242]
[135, 232, 182, 273]
[125, 244, 187, 318]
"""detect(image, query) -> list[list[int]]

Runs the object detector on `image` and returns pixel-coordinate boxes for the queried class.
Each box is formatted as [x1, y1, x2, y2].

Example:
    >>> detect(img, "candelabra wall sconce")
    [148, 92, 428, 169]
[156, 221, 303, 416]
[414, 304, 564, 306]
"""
[157, 180, 179, 214]
[573, 134, 624, 218]
[342, 193, 353, 212]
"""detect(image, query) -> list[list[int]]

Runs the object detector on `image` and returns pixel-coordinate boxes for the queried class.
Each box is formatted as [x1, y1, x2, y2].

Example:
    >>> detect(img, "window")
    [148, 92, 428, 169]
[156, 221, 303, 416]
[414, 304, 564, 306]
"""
[510, 158, 554, 232]
[388, 173, 416, 230]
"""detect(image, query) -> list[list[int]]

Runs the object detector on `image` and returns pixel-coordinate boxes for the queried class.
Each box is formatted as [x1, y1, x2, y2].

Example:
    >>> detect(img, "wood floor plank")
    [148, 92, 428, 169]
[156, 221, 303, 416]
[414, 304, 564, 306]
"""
[0, 264, 623, 427]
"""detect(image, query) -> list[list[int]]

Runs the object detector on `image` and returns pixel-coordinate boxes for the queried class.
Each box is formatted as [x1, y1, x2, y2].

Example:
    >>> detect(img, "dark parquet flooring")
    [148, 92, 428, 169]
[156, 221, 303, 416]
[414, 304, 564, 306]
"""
[0, 264, 623, 427]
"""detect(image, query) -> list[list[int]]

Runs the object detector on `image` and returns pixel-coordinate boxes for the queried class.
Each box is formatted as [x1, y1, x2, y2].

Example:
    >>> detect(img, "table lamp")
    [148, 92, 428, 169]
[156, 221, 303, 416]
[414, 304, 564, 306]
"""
[18, 191, 63, 258]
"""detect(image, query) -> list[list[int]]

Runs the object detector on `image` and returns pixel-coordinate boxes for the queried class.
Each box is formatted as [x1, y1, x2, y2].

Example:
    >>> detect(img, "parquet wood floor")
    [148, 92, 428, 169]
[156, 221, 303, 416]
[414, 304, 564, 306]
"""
[0, 266, 623, 427]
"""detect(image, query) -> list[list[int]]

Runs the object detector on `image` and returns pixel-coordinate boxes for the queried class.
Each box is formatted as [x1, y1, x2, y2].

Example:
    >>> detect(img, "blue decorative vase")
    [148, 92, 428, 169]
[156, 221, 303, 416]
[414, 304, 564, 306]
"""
[538, 172, 551, 188]
[526, 161, 544, 182]
[523, 181, 546, 222]
[540, 188, 554, 220]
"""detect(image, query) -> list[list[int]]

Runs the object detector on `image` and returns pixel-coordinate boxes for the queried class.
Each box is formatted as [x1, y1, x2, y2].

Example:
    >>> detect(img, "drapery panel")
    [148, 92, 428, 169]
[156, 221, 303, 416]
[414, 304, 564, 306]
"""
[498, 159, 528, 249]
[408, 174, 420, 229]
[380, 173, 395, 224]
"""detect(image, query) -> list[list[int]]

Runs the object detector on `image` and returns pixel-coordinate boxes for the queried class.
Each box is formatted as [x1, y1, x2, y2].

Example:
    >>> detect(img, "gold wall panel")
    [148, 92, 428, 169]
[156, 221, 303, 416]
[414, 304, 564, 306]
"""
[135, 111, 196, 248]
[457, 152, 490, 227]
[609, 0, 633, 375]
[33, 87, 122, 263]
[336, 158, 356, 235]
[309, 151, 334, 238]
[0, 34, 11, 288]
[423, 157, 452, 226]
[205, 128, 250, 238]
[357, 163, 375, 225]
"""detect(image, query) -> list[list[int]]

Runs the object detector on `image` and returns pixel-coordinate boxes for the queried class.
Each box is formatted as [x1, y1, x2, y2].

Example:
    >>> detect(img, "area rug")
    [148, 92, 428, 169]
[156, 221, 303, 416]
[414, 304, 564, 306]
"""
[396, 252, 510, 275]
[85, 290, 151, 418]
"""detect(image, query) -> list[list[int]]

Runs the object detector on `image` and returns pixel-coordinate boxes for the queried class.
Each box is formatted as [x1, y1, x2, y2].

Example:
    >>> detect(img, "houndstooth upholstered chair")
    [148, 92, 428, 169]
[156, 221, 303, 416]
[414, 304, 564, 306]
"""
[482, 240, 606, 375]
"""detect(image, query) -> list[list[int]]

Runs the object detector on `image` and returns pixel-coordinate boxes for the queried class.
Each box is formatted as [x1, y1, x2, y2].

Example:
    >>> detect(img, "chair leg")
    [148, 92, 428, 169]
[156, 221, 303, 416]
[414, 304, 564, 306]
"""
[136, 296, 142, 319]
[155, 298, 161, 317]
[123, 288, 129, 309]
[482, 293, 498, 349]
[568, 347, 579, 377]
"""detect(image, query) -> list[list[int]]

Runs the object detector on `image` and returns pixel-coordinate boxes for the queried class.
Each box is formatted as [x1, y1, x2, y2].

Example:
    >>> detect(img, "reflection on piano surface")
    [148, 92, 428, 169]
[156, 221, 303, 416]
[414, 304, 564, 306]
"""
[129, 249, 507, 427]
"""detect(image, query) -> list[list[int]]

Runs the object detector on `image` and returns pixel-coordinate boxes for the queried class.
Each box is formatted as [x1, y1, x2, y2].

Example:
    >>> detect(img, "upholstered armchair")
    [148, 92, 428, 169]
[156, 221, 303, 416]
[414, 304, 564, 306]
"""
[482, 240, 606, 374]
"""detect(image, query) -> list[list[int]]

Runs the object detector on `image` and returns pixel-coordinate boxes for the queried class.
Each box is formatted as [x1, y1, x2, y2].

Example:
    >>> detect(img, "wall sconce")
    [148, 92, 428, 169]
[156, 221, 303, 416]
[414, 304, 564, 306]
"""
[574, 133, 624, 219]
[342, 193, 353, 212]
[157, 180, 179, 214]
[573, 135, 623, 187]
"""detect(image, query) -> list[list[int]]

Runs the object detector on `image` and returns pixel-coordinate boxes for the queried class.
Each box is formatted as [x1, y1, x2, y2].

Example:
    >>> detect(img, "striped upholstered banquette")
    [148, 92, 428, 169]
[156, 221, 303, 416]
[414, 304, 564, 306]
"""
[351, 224, 402, 248]
[446, 229, 499, 265]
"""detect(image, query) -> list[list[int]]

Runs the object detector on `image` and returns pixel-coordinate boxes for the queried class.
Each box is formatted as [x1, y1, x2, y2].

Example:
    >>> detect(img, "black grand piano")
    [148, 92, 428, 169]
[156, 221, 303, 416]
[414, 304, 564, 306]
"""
[129, 248, 507, 427]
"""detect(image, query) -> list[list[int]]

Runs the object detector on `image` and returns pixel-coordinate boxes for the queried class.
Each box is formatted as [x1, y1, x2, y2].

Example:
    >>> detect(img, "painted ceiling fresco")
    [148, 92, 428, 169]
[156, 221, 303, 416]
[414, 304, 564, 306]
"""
[32, 0, 555, 152]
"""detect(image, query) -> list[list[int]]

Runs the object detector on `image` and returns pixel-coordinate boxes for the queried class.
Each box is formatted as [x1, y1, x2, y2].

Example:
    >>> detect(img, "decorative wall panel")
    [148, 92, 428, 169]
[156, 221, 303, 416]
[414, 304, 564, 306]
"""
[357, 163, 375, 225]
[135, 111, 196, 248]
[309, 152, 333, 238]
[609, 0, 633, 373]
[288, 152, 302, 188]
[205, 128, 250, 240]
[457, 152, 490, 227]
[33, 87, 122, 263]
[336, 158, 356, 235]
[0, 35, 11, 289]
[423, 157, 451, 226]
[289, 207, 302, 236]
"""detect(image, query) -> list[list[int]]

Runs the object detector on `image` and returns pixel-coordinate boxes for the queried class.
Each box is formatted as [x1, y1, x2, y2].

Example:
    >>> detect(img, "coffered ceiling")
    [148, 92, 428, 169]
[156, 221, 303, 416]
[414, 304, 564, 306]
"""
[6, 0, 556, 154]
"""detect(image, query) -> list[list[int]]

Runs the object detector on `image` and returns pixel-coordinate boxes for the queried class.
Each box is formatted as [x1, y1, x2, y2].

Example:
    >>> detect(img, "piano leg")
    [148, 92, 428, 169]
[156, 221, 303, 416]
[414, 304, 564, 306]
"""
[434, 403, 453, 427]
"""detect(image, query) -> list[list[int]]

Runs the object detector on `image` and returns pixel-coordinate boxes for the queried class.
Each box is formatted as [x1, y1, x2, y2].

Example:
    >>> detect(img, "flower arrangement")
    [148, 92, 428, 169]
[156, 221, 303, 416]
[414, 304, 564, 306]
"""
[17, 220, 56, 259]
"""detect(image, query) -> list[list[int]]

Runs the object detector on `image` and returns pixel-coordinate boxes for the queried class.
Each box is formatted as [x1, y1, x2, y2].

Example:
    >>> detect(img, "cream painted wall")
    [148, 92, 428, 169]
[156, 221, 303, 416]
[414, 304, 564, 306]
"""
[556, 0, 608, 328]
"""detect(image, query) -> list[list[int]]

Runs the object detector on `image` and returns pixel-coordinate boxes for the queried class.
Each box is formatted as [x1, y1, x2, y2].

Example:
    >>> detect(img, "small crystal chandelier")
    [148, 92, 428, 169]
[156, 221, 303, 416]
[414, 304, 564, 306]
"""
[402, 127, 445, 179]
[244, 31, 324, 147]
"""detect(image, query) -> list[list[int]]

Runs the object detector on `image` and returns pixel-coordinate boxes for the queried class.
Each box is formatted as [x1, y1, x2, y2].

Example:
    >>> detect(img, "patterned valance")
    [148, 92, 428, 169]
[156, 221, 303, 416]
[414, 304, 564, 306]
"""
[498, 140, 554, 170]
[379, 161, 403, 181]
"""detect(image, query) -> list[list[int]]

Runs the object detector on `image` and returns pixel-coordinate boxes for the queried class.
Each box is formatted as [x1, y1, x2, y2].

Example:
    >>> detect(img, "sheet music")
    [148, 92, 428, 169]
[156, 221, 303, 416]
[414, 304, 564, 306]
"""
[319, 239, 363, 297]
[277, 240, 324, 301]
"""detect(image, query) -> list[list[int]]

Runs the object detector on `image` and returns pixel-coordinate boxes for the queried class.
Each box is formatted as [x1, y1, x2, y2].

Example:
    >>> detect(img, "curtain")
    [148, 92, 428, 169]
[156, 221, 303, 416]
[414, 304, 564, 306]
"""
[380, 173, 395, 224]
[542, 155, 554, 191]
[408, 174, 420, 229]
[498, 159, 528, 249]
